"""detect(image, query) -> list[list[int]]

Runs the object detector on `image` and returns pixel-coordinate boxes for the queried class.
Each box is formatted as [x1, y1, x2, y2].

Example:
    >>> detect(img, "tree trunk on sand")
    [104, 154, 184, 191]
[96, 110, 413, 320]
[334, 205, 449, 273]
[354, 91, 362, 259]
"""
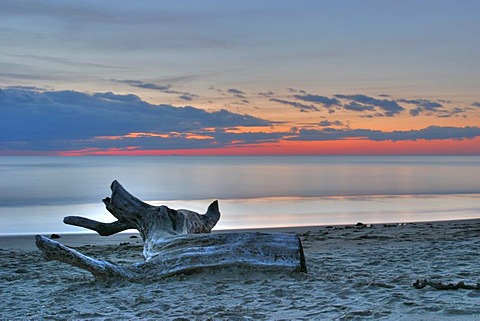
[35, 180, 307, 280]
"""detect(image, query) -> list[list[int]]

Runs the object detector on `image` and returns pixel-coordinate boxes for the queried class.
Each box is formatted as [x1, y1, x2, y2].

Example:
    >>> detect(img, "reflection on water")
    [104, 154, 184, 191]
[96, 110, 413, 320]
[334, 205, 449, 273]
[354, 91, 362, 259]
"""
[176, 194, 480, 230]
[1, 156, 480, 207]
[1, 194, 479, 234]
[0, 156, 479, 234]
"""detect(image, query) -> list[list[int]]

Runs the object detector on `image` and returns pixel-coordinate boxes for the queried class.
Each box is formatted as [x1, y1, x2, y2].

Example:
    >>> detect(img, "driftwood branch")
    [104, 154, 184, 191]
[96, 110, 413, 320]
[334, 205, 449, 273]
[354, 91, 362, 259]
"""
[35, 235, 134, 279]
[63, 216, 132, 236]
[36, 232, 306, 281]
[64, 180, 220, 240]
[413, 279, 480, 290]
[36, 180, 307, 280]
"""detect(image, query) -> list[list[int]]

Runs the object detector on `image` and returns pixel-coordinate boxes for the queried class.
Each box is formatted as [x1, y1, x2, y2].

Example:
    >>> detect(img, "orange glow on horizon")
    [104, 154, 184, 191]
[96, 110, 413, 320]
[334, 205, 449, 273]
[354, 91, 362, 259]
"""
[55, 137, 480, 156]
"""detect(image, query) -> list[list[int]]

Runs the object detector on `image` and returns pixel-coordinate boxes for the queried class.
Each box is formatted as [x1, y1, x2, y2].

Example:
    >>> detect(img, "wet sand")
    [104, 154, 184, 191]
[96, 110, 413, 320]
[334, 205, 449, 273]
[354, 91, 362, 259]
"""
[1, 220, 480, 320]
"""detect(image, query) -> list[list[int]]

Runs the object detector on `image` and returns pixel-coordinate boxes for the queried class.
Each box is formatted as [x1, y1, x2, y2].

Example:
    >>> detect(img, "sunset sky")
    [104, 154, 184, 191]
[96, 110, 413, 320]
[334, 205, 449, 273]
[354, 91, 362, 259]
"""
[1, 0, 479, 155]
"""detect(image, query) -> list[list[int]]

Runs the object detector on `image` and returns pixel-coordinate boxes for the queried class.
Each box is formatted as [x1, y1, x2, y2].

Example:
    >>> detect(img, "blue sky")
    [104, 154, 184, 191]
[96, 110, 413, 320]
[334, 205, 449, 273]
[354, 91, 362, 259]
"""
[1, 1, 479, 155]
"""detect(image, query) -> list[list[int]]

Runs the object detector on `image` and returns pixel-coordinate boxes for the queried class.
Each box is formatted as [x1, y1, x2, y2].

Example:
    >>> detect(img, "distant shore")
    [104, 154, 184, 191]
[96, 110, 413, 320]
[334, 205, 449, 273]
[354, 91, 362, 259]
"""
[2, 218, 480, 319]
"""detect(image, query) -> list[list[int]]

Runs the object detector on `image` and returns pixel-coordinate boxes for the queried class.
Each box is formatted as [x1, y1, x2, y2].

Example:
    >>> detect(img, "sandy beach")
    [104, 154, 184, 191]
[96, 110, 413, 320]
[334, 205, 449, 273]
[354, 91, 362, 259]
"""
[1, 220, 480, 320]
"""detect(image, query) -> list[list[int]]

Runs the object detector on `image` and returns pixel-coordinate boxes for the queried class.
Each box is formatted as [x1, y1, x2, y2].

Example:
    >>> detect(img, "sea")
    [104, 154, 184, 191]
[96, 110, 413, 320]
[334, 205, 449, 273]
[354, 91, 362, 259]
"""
[0, 156, 479, 235]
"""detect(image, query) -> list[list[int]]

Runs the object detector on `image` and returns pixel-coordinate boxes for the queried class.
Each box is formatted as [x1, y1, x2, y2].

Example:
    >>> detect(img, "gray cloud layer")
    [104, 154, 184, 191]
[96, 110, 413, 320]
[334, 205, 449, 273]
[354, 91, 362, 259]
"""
[268, 90, 470, 119]
[1, 88, 479, 154]
[0, 88, 269, 152]
[289, 126, 480, 142]
[334, 94, 404, 117]
[269, 98, 320, 112]
[114, 79, 199, 101]
[293, 94, 340, 107]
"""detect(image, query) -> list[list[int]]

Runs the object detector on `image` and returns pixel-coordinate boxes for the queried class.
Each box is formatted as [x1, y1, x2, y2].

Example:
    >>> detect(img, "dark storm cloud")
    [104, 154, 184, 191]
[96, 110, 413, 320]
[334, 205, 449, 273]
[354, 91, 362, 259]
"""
[269, 98, 320, 112]
[0, 88, 271, 152]
[334, 94, 404, 116]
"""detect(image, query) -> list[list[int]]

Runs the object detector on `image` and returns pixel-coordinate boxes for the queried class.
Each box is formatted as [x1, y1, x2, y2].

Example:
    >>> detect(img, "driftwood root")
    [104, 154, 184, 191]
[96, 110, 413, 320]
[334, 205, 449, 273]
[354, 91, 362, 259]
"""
[35, 235, 134, 280]
[36, 180, 307, 280]
[36, 232, 306, 281]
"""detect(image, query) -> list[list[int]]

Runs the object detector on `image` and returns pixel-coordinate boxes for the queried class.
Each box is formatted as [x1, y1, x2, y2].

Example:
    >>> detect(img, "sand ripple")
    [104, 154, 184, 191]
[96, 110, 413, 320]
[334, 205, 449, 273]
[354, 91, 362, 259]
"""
[1, 221, 480, 320]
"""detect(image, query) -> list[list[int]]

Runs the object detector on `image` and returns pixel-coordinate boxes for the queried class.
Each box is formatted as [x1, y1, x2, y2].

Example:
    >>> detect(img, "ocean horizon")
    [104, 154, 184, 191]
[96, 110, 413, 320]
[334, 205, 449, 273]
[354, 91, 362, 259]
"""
[1, 155, 479, 235]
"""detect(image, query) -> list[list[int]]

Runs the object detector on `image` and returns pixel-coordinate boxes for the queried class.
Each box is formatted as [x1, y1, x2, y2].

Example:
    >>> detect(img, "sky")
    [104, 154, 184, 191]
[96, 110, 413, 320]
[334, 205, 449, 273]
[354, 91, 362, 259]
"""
[1, 0, 479, 156]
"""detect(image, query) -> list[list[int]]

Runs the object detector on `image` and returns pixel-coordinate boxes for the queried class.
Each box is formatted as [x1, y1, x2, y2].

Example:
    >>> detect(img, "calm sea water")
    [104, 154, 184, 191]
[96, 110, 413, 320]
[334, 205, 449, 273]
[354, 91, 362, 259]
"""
[0, 156, 479, 235]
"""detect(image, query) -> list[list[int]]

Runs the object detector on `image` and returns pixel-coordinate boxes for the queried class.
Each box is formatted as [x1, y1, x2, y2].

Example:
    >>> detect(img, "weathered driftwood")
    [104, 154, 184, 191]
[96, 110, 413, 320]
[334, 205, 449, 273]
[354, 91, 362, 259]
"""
[64, 180, 220, 240]
[36, 180, 307, 280]
[36, 232, 306, 280]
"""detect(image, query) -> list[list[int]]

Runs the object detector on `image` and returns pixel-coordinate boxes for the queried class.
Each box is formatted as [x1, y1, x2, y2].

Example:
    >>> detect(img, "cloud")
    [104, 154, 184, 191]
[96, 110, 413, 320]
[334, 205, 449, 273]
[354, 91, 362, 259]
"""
[293, 94, 340, 107]
[10, 53, 127, 70]
[114, 79, 199, 101]
[178, 93, 200, 101]
[318, 119, 344, 127]
[269, 98, 320, 112]
[397, 98, 471, 118]
[207, 129, 285, 146]
[258, 91, 275, 97]
[6, 85, 46, 91]
[227, 88, 246, 99]
[398, 99, 443, 110]
[0, 1, 119, 24]
[286, 88, 306, 94]
[227, 88, 245, 95]
[231, 99, 250, 105]
[397, 98, 444, 116]
[0, 88, 271, 152]
[287, 126, 480, 142]
[472, 102, 480, 107]
[335, 94, 404, 116]
[2, 87, 478, 155]
[116, 79, 171, 91]
[56, 128, 287, 153]
[436, 107, 468, 118]
[343, 102, 375, 112]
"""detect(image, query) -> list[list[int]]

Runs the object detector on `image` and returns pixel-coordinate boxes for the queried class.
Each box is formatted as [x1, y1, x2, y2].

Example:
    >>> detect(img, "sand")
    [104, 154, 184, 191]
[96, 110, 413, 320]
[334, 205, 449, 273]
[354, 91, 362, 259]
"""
[1, 220, 480, 320]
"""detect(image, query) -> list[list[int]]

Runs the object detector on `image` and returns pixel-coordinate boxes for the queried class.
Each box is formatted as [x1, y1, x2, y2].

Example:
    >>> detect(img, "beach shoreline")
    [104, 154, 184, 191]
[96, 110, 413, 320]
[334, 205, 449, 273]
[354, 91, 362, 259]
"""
[1, 218, 480, 320]
[0, 218, 480, 251]
[2, 217, 479, 250]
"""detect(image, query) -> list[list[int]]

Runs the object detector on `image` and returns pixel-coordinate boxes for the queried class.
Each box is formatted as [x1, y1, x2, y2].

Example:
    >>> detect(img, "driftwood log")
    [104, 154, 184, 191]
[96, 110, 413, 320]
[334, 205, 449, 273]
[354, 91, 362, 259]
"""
[36, 180, 307, 280]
